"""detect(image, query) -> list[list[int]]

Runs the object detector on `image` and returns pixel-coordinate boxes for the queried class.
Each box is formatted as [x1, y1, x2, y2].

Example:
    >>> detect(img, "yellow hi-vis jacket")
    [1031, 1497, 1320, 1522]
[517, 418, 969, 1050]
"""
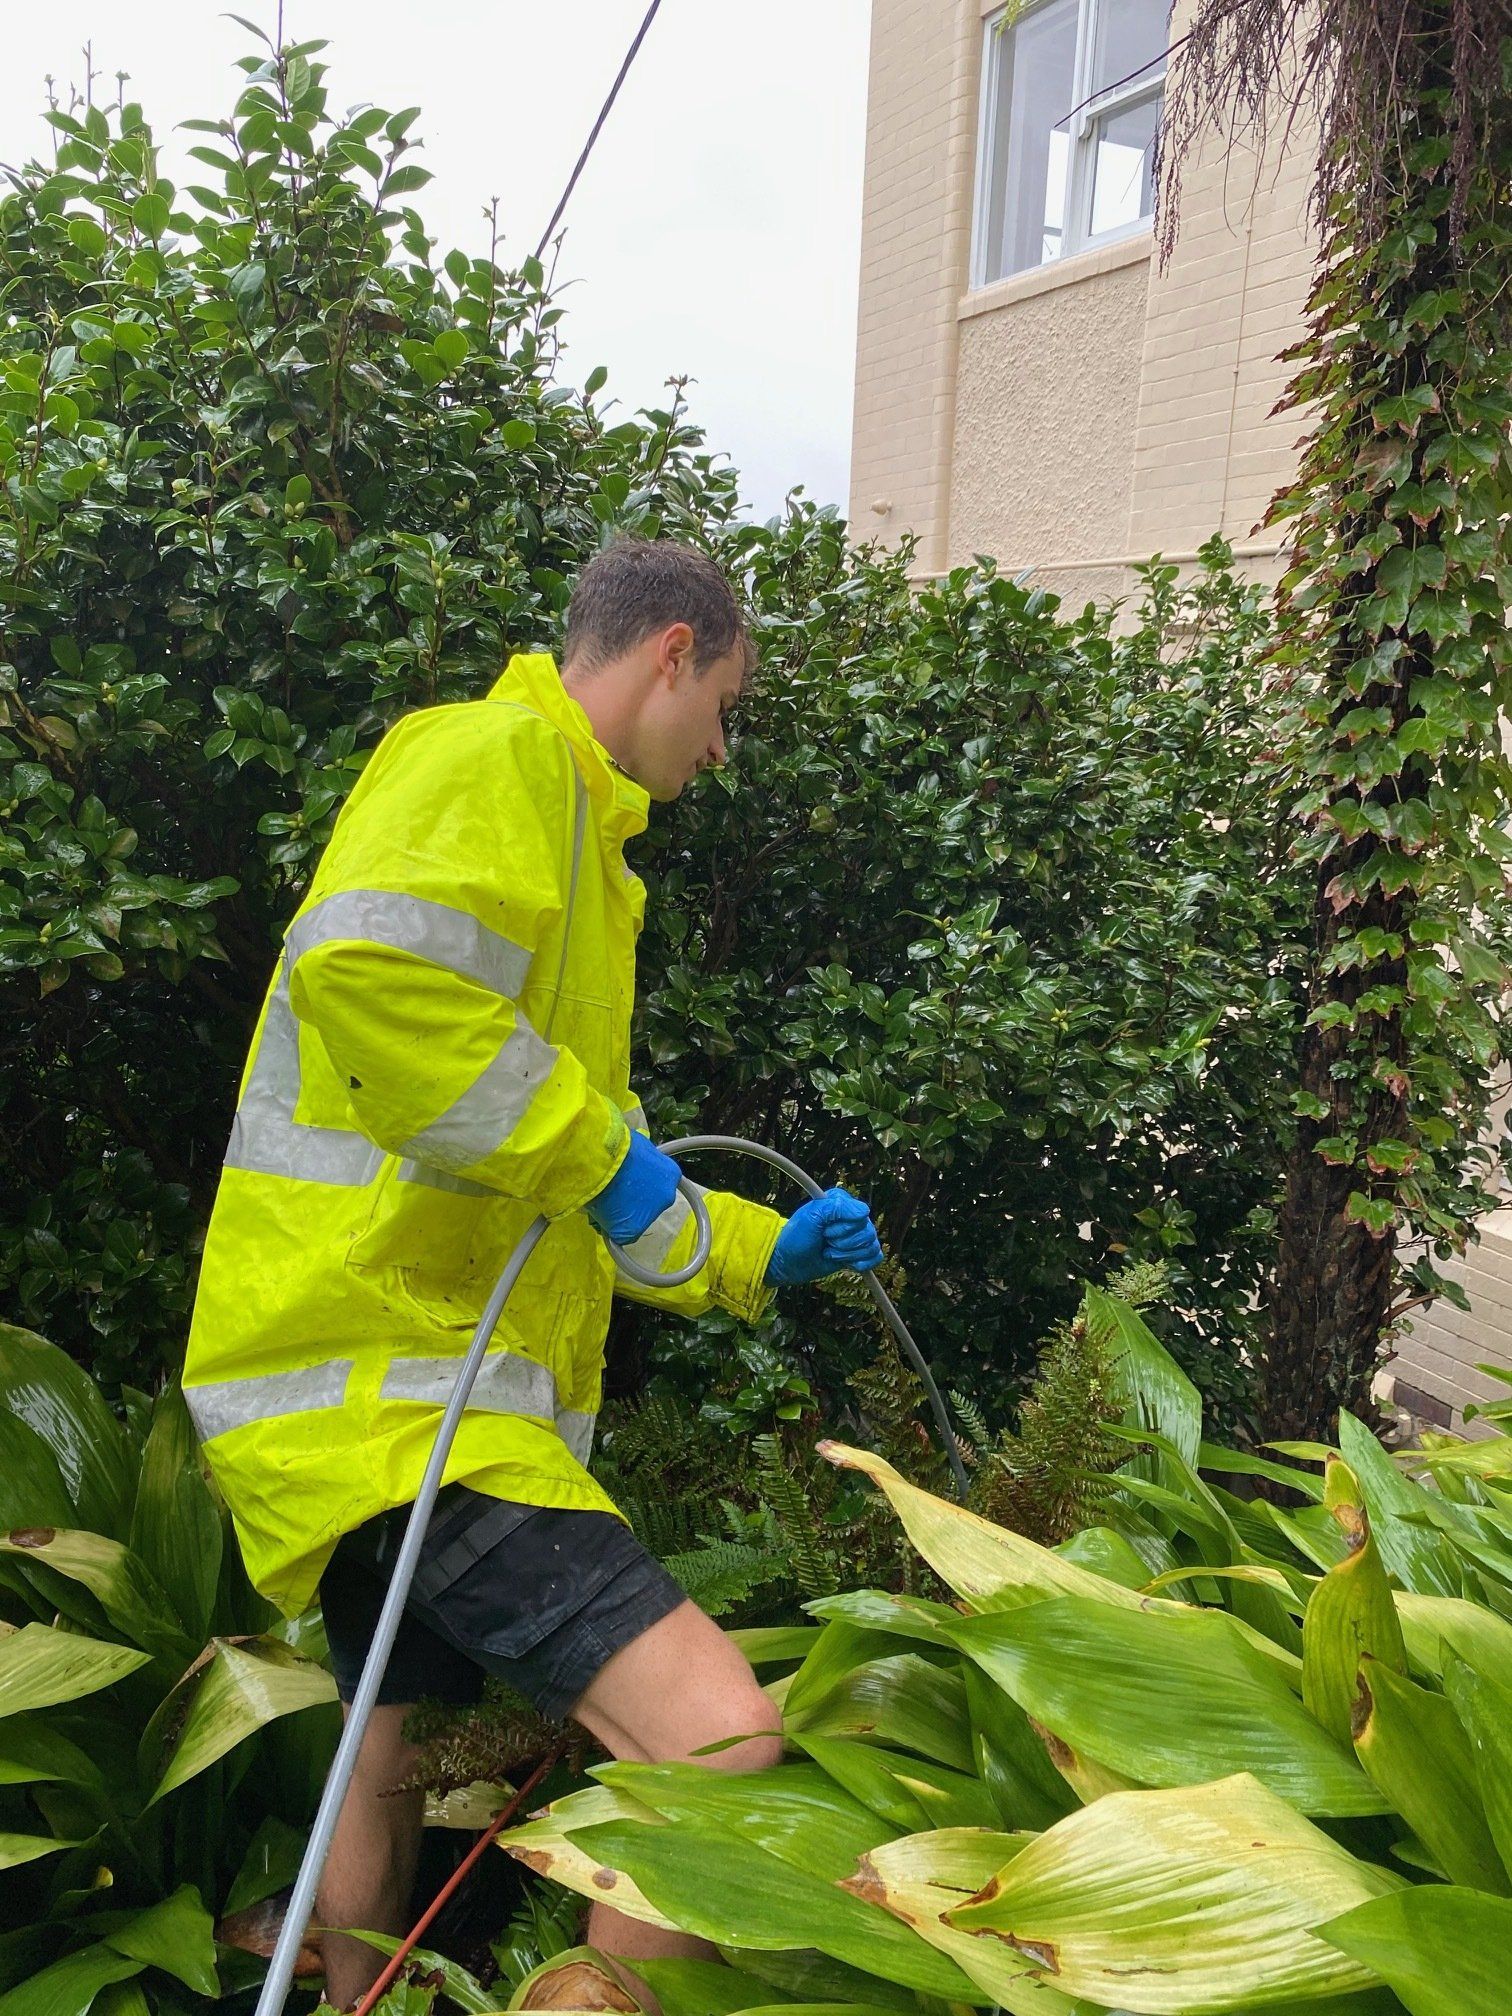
[184, 652, 784, 1615]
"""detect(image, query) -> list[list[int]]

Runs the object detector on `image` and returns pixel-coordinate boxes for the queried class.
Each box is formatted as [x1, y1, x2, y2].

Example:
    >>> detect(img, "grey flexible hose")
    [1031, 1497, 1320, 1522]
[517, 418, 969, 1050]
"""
[255, 1141, 962, 2015]
[665, 1135, 969, 1502]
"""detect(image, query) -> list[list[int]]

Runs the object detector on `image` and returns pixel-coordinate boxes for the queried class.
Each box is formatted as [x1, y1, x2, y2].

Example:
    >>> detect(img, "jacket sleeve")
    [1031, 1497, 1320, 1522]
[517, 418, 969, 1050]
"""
[608, 1097, 784, 1323]
[284, 705, 630, 1221]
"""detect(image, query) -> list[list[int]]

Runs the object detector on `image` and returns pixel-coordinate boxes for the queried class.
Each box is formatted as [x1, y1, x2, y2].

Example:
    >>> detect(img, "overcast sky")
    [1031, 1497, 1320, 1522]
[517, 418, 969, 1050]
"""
[0, 1, 870, 519]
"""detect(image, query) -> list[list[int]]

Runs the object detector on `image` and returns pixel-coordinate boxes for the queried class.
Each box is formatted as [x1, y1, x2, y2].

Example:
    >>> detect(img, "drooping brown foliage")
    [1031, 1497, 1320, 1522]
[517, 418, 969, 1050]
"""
[1159, 0, 1512, 256]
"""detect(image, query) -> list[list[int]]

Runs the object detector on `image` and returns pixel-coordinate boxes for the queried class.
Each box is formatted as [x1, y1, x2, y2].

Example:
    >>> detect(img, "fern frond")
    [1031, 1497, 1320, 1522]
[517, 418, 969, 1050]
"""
[663, 1541, 789, 1618]
[1105, 1257, 1172, 1309]
[973, 1285, 1128, 1545]
[753, 1433, 844, 1599]
[850, 1340, 949, 1491]
[947, 1387, 992, 1464]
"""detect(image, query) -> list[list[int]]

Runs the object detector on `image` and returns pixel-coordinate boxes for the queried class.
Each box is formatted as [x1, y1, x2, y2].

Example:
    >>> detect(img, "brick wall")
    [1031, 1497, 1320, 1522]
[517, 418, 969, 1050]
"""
[848, 0, 980, 570]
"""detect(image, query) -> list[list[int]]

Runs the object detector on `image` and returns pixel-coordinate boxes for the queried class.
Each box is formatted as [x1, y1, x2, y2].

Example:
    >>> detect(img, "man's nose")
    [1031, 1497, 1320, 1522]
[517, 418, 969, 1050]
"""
[709, 724, 726, 767]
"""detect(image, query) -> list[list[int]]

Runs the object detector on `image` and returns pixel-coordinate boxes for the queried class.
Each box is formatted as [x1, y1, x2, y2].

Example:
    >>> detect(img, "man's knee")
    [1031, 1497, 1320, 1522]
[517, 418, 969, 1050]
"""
[574, 1599, 786, 1770]
[686, 1666, 784, 1773]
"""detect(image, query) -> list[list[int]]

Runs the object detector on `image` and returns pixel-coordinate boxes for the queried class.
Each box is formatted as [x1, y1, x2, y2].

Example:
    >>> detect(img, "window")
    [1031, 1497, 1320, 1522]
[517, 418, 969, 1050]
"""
[973, 0, 1169, 287]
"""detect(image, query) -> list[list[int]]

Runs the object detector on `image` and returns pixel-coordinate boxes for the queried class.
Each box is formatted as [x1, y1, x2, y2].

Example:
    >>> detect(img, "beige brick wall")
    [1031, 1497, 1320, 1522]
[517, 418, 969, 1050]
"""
[848, 0, 980, 571]
[1390, 1214, 1512, 1438]
[1126, 114, 1316, 563]
[851, 0, 1320, 590]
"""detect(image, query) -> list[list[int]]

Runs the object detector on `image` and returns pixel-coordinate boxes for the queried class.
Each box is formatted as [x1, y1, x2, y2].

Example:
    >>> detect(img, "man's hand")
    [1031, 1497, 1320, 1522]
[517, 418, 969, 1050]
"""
[766, 1187, 883, 1286]
[585, 1130, 683, 1244]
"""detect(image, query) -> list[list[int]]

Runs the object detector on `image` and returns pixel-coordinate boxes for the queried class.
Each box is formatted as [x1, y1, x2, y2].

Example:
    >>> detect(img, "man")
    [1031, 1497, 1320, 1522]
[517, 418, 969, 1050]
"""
[184, 540, 883, 2008]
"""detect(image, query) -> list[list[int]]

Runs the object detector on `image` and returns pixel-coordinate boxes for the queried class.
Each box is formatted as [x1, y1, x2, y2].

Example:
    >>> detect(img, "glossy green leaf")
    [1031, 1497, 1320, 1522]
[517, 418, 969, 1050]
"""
[596, 1761, 892, 1881]
[222, 1812, 309, 1914]
[102, 1884, 218, 1996]
[0, 1712, 99, 1787]
[729, 1626, 824, 1666]
[1053, 1525, 1152, 1590]
[0, 1621, 149, 1716]
[952, 1596, 1383, 1814]
[0, 1829, 85, 1869]
[127, 1383, 222, 1647]
[784, 1654, 974, 1773]
[571, 1817, 983, 2002]
[0, 1410, 74, 1530]
[146, 1634, 335, 1803]
[789, 1733, 996, 1831]
[945, 1773, 1402, 2013]
[0, 1529, 191, 1665]
[1442, 1651, 1512, 1884]
[713, 1950, 916, 2012]
[1395, 1591, 1512, 1680]
[1302, 1456, 1407, 1744]
[1094, 1288, 1202, 1470]
[962, 1658, 1076, 1831]
[0, 1327, 134, 1539]
[1336, 1411, 1461, 1597]
[1322, 1884, 1512, 2015]
[804, 1590, 964, 1650]
[628, 1954, 808, 2016]
[1352, 1655, 1506, 1892]
[0, 1943, 142, 2016]
[782, 1620, 924, 1721]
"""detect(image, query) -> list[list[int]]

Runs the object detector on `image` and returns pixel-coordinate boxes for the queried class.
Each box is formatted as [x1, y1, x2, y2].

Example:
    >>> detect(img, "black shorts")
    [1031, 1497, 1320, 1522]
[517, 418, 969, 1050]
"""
[319, 1487, 687, 1721]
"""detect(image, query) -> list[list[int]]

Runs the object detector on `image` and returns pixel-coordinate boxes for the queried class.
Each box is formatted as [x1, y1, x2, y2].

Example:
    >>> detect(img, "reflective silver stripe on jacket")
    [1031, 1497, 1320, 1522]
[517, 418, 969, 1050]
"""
[285, 889, 533, 1000]
[624, 1103, 649, 1134]
[185, 1360, 354, 1444]
[397, 1020, 559, 1176]
[224, 889, 538, 1186]
[397, 1160, 494, 1197]
[619, 1182, 708, 1277]
[557, 1407, 597, 1465]
[225, 976, 384, 1185]
[224, 728, 590, 1192]
[385, 1356, 596, 1464]
[381, 1351, 558, 1419]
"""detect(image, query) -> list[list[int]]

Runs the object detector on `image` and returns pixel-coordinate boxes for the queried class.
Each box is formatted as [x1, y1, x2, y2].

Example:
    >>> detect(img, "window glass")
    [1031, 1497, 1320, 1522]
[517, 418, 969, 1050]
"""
[1088, 94, 1160, 238]
[975, 0, 1167, 286]
[983, 0, 1078, 281]
[1090, 0, 1170, 98]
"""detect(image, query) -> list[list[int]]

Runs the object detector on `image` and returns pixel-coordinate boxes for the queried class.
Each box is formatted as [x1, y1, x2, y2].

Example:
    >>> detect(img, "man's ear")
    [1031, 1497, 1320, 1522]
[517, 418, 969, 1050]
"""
[657, 621, 696, 684]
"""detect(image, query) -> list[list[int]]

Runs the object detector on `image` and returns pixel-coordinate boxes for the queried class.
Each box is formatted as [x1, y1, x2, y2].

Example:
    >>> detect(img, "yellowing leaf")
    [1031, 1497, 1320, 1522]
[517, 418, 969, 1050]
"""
[817, 1444, 1142, 1613]
[945, 1774, 1402, 2013]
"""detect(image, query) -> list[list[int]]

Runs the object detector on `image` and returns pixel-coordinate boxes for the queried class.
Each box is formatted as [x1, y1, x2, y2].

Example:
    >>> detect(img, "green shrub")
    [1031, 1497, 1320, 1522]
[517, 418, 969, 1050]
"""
[0, 43, 1319, 1430]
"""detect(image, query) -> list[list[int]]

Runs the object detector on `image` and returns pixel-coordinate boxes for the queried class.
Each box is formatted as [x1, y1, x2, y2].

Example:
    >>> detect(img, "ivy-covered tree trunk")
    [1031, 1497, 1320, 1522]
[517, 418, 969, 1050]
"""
[1250, 22, 1512, 1440]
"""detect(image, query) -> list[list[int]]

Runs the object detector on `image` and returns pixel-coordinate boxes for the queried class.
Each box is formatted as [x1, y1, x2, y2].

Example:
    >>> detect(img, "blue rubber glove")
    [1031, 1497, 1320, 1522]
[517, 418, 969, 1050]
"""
[766, 1187, 883, 1286]
[585, 1130, 683, 1245]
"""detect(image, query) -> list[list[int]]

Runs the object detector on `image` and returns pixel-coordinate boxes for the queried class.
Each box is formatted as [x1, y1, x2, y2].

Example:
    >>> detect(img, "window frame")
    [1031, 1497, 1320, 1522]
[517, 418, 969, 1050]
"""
[971, 0, 1169, 291]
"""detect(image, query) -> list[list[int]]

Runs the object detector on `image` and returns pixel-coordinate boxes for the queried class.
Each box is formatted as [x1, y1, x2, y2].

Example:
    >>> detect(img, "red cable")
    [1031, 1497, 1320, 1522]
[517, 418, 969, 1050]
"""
[351, 1749, 563, 2016]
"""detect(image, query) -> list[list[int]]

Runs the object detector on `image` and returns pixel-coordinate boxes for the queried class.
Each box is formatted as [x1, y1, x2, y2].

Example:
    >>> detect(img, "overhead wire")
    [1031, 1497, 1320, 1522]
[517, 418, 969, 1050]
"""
[534, 0, 665, 262]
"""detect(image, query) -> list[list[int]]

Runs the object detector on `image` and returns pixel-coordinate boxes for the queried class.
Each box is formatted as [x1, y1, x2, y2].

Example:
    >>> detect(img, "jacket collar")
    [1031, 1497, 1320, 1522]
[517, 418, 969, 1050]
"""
[489, 653, 650, 848]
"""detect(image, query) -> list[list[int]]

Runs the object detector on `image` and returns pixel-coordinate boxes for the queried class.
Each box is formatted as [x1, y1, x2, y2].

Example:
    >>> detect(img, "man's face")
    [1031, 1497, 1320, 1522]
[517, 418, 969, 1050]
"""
[638, 640, 745, 803]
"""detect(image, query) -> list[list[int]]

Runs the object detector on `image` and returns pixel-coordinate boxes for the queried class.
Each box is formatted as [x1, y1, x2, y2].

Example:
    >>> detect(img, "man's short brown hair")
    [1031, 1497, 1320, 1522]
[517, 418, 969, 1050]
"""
[563, 539, 754, 675]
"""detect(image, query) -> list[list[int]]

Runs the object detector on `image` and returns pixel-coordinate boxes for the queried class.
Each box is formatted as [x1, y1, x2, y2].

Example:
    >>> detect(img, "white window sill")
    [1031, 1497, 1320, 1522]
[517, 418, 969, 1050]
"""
[958, 228, 1153, 322]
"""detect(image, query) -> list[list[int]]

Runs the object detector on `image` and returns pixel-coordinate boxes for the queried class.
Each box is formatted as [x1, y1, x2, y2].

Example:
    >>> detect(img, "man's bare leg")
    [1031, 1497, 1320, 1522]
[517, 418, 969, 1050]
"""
[317, 1703, 426, 2010]
[568, 1599, 784, 1979]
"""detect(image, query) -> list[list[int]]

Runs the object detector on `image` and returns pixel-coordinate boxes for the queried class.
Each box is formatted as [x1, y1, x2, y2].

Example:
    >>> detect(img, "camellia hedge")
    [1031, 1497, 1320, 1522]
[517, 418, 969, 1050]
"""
[0, 40, 1321, 1428]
